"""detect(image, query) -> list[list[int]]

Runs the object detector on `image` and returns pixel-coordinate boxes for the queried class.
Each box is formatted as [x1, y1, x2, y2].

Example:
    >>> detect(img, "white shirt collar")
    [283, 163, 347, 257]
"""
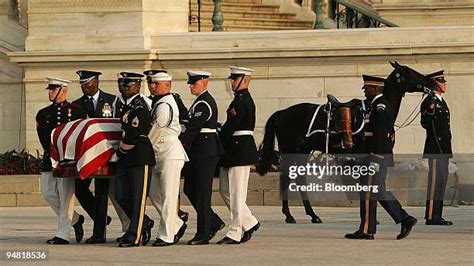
[126, 93, 140, 105]
[371, 94, 383, 105]
[435, 93, 443, 101]
[90, 90, 100, 102]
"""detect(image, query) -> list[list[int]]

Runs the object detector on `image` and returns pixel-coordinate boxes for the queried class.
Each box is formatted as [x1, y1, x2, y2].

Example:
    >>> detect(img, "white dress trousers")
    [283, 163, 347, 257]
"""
[219, 166, 259, 241]
[148, 94, 188, 243]
[40, 171, 79, 241]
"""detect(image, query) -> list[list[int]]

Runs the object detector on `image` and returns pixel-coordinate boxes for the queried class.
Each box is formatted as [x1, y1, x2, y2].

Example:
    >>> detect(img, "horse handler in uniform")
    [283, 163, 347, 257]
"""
[36, 77, 87, 244]
[217, 66, 260, 245]
[345, 75, 417, 240]
[146, 71, 188, 246]
[421, 70, 453, 226]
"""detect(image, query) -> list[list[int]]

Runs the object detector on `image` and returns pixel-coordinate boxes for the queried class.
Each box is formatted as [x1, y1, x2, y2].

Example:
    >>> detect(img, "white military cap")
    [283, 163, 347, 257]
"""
[45, 77, 71, 89]
[150, 72, 172, 82]
[186, 70, 212, 84]
[229, 66, 254, 77]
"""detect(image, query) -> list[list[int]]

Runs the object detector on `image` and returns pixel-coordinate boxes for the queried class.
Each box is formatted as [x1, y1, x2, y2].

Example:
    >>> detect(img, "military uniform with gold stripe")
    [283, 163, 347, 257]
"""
[346, 75, 416, 240]
[421, 70, 453, 225]
[114, 73, 156, 247]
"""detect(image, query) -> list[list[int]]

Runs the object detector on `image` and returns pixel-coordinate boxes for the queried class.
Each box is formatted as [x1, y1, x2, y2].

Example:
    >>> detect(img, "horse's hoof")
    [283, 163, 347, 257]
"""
[311, 216, 323, 224]
[285, 216, 296, 224]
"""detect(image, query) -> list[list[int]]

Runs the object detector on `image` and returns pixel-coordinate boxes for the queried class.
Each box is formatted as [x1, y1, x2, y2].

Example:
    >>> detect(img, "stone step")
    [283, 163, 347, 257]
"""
[189, 23, 310, 32]
[0, 169, 460, 207]
[199, 0, 263, 4]
[197, 10, 297, 20]
[0, 175, 41, 194]
[224, 18, 313, 27]
[190, 2, 280, 13]
[189, 23, 308, 32]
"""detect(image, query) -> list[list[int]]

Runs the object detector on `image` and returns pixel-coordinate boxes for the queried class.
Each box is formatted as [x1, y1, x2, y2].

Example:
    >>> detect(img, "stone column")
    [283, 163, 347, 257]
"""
[0, 0, 27, 152]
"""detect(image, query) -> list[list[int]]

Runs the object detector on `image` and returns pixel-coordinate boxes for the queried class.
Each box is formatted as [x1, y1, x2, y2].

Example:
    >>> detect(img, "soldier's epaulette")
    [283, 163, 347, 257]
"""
[376, 103, 386, 110]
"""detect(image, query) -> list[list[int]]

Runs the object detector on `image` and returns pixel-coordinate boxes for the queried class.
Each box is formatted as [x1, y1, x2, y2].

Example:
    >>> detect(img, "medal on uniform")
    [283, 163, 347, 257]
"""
[67, 108, 72, 117]
[102, 103, 112, 118]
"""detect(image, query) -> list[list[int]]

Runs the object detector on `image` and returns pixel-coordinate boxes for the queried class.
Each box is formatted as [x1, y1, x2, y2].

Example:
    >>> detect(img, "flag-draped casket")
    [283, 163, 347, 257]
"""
[50, 118, 122, 179]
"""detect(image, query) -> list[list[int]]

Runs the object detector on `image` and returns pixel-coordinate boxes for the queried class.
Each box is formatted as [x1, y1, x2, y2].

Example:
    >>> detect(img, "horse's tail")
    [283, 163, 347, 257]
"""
[257, 112, 279, 176]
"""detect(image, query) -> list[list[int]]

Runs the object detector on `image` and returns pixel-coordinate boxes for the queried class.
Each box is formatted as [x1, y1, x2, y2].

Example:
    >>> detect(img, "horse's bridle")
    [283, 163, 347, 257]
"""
[393, 74, 435, 131]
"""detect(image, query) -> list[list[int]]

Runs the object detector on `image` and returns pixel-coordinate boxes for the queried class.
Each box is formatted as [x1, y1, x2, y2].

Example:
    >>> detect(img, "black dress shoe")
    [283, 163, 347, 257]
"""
[397, 216, 417, 240]
[72, 215, 84, 243]
[152, 238, 173, 247]
[187, 238, 209, 245]
[174, 223, 187, 244]
[141, 219, 154, 246]
[426, 218, 453, 226]
[344, 231, 374, 240]
[106, 216, 112, 226]
[85, 235, 106, 244]
[217, 236, 240, 245]
[179, 210, 189, 222]
[119, 239, 139, 248]
[209, 222, 225, 241]
[241, 222, 260, 243]
[116, 232, 127, 243]
[46, 236, 69, 245]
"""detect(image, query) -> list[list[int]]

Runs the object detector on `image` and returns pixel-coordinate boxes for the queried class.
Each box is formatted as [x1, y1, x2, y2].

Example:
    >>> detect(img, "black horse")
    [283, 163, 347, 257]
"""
[257, 61, 437, 223]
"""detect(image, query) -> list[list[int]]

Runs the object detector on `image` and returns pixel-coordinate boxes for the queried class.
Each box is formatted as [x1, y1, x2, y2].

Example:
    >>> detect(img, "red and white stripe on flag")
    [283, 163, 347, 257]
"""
[50, 118, 122, 179]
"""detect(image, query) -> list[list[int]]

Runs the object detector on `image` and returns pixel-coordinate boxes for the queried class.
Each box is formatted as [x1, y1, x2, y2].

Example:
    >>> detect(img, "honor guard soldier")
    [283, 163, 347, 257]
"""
[345, 75, 417, 240]
[146, 72, 188, 247]
[113, 73, 152, 118]
[217, 66, 260, 245]
[144, 69, 190, 223]
[36, 77, 87, 244]
[114, 72, 156, 247]
[179, 70, 225, 245]
[421, 70, 453, 226]
[72, 70, 114, 244]
[111, 73, 154, 243]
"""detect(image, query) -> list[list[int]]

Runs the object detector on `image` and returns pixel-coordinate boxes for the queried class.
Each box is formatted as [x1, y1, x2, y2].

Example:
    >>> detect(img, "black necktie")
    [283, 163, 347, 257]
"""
[87, 97, 95, 114]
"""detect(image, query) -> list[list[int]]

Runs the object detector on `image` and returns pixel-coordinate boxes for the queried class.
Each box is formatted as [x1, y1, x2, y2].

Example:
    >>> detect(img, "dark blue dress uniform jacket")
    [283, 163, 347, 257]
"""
[364, 95, 394, 167]
[179, 90, 224, 159]
[73, 90, 116, 118]
[36, 101, 87, 171]
[219, 89, 258, 167]
[116, 95, 156, 167]
[420, 95, 452, 158]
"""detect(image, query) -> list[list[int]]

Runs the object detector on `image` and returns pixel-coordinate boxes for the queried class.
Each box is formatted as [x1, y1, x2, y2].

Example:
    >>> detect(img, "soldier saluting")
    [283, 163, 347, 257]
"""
[421, 70, 453, 226]
[36, 77, 87, 244]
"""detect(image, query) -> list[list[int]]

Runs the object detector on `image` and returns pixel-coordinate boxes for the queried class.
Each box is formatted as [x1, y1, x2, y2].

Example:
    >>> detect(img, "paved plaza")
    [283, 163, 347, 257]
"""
[0, 205, 472, 265]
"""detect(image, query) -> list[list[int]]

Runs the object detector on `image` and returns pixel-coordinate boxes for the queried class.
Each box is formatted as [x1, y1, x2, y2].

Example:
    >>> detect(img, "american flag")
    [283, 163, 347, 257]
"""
[50, 118, 122, 179]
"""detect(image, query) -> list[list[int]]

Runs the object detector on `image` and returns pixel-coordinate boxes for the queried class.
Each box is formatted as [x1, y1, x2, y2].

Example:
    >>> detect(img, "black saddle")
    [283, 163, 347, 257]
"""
[327, 94, 361, 109]
[326, 94, 365, 136]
